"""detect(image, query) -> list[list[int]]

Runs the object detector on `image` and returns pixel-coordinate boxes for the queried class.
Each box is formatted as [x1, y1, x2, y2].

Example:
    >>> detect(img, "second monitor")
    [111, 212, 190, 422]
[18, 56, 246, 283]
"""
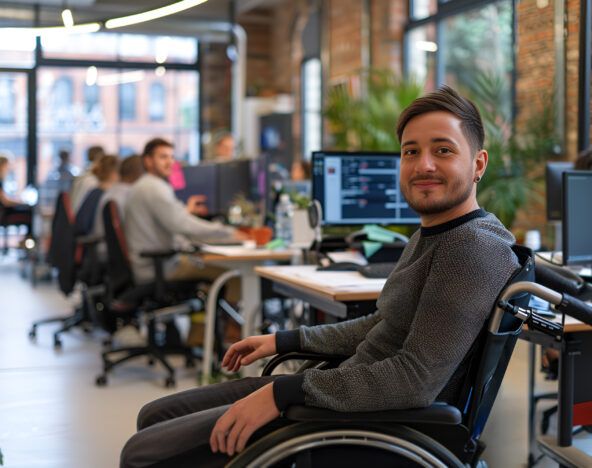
[312, 151, 420, 225]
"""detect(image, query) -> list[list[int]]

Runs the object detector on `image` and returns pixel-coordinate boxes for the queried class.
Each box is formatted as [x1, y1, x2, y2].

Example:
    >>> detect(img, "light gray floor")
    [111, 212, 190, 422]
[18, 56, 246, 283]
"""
[0, 256, 569, 467]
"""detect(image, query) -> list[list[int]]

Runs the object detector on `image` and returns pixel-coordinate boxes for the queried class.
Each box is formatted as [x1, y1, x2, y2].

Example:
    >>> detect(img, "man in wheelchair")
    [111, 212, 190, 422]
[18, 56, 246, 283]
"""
[121, 86, 521, 467]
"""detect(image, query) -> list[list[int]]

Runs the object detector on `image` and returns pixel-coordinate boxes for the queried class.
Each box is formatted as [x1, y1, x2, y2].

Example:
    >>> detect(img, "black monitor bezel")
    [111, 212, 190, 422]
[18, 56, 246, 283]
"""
[546, 161, 574, 221]
[562, 170, 592, 266]
[311, 150, 420, 227]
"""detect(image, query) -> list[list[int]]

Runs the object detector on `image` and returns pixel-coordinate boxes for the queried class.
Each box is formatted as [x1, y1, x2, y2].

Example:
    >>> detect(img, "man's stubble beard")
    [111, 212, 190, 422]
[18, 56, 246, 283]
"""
[401, 174, 474, 216]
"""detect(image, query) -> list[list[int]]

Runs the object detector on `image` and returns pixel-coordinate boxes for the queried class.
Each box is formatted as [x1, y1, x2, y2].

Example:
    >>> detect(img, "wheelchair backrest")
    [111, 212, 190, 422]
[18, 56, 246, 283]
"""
[458, 244, 534, 441]
[102, 200, 134, 296]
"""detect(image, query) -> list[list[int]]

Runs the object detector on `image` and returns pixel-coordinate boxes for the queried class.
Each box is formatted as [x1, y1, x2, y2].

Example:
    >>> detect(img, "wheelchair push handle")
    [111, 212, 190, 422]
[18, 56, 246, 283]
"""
[535, 263, 584, 297]
[556, 293, 592, 326]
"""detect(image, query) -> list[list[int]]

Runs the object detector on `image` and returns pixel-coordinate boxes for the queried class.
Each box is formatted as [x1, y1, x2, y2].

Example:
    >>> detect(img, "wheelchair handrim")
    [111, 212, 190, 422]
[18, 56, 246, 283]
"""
[245, 429, 450, 468]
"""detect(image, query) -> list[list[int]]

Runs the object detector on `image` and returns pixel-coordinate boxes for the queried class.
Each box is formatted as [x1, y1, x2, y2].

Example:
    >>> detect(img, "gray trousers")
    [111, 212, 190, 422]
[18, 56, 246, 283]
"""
[120, 376, 283, 468]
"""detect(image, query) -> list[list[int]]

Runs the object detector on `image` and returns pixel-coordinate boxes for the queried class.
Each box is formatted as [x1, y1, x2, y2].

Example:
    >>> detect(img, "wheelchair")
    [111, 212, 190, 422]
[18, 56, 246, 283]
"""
[224, 245, 545, 467]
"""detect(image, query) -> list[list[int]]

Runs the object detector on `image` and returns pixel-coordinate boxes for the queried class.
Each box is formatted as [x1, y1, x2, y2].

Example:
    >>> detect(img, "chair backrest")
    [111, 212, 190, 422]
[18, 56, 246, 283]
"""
[102, 200, 134, 296]
[457, 244, 534, 441]
[47, 192, 78, 295]
[75, 187, 103, 235]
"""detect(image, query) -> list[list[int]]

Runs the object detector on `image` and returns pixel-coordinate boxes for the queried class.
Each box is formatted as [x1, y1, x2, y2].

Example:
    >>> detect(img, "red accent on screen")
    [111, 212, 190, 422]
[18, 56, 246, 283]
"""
[573, 401, 592, 426]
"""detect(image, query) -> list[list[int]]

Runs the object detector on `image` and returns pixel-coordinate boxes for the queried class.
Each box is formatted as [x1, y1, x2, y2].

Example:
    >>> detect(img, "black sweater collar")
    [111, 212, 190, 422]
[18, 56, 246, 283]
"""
[420, 208, 488, 237]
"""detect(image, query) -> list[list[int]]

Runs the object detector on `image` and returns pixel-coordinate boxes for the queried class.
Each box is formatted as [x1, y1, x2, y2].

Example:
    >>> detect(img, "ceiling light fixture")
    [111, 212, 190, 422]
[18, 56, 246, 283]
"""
[61, 8, 74, 28]
[105, 0, 209, 29]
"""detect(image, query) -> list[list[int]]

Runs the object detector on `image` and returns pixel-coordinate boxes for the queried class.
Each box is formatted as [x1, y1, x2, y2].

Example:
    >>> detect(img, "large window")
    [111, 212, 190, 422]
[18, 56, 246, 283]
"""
[0, 77, 16, 124]
[119, 82, 137, 121]
[406, 0, 514, 111]
[149, 82, 166, 121]
[37, 67, 199, 183]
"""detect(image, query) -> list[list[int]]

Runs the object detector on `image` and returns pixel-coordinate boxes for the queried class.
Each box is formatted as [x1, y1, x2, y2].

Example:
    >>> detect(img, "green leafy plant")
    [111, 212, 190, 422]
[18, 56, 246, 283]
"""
[467, 72, 558, 228]
[325, 69, 423, 151]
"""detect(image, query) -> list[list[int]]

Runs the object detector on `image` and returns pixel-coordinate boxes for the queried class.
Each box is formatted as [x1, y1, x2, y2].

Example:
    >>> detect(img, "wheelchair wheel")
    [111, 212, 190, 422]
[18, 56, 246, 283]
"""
[227, 422, 464, 468]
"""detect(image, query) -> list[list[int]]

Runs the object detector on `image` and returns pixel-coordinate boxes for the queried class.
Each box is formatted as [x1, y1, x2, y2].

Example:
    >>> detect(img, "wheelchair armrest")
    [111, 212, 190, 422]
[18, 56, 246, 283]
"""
[262, 352, 350, 376]
[285, 402, 462, 425]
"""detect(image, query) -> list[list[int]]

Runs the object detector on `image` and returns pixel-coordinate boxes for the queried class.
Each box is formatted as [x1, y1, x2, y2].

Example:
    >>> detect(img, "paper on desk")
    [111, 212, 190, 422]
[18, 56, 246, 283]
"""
[280, 265, 386, 289]
[202, 245, 298, 257]
[327, 251, 368, 266]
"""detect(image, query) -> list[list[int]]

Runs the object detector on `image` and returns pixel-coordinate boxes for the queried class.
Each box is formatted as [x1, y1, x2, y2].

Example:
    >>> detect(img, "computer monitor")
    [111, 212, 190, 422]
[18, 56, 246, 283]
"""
[217, 159, 254, 214]
[174, 163, 218, 213]
[312, 151, 420, 226]
[562, 170, 592, 265]
[546, 161, 574, 221]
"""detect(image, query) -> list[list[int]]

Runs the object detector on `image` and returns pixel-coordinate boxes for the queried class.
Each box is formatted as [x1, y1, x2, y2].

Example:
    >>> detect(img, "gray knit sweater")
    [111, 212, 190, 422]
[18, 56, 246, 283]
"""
[273, 209, 519, 412]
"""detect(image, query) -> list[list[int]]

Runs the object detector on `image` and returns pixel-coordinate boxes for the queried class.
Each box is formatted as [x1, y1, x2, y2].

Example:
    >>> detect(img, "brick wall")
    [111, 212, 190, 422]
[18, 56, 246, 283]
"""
[200, 42, 232, 137]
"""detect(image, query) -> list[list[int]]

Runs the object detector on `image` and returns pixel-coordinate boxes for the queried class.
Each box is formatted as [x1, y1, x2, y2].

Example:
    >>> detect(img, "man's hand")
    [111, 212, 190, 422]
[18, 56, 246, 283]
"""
[222, 334, 276, 372]
[210, 383, 280, 456]
[186, 195, 208, 216]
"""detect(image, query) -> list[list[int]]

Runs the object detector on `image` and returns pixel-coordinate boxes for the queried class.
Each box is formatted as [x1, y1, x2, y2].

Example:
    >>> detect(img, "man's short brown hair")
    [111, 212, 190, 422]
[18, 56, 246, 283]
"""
[142, 138, 173, 158]
[119, 155, 144, 183]
[92, 154, 119, 183]
[396, 85, 485, 154]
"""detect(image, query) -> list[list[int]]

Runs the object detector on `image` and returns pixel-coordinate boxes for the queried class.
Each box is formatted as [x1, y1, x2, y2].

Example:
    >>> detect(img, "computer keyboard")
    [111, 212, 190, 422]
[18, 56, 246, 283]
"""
[359, 262, 397, 279]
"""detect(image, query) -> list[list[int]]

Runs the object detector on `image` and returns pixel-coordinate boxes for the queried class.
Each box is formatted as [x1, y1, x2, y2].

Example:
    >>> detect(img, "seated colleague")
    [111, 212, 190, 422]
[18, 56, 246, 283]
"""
[75, 155, 119, 236]
[70, 145, 105, 212]
[124, 138, 241, 284]
[0, 155, 33, 236]
[211, 130, 235, 161]
[120, 86, 521, 468]
[575, 146, 592, 170]
[92, 154, 143, 240]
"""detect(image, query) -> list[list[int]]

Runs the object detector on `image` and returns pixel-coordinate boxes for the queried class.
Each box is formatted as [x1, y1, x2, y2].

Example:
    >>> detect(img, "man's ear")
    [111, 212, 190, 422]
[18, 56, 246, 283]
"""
[475, 149, 488, 179]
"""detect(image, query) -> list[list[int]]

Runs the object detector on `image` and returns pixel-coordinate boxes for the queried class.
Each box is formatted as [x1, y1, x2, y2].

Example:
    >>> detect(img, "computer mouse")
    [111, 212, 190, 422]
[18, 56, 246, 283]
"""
[316, 262, 361, 272]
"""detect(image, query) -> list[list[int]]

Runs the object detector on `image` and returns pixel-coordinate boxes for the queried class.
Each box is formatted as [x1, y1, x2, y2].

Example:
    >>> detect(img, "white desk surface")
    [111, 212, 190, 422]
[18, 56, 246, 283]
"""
[200, 245, 299, 262]
[255, 265, 386, 302]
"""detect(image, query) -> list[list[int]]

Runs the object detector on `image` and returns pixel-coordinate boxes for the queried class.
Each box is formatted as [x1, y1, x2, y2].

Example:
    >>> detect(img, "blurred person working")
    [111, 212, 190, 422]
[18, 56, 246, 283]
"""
[40, 150, 80, 209]
[70, 145, 105, 212]
[121, 86, 522, 467]
[75, 155, 119, 236]
[124, 138, 242, 284]
[0, 155, 33, 237]
[211, 130, 235, 161]
[92, 154, 143, 240]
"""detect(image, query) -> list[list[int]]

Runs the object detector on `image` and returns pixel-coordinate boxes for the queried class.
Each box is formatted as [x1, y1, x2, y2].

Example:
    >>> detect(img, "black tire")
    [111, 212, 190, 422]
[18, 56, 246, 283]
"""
[227, 422, 464, 468]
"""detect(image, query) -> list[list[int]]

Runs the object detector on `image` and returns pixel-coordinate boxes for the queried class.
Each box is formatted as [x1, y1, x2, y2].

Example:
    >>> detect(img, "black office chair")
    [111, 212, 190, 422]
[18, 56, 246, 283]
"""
[95, 201, 209, 387]
[28, 192, 104, 348]
[0, 202, 33, 255]
[227, 245, 535, 467]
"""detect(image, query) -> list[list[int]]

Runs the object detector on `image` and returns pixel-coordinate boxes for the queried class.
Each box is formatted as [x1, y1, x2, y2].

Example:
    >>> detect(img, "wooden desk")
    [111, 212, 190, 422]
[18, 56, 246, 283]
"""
[255, 265, 385, 319]
[198, 246, 299, 382]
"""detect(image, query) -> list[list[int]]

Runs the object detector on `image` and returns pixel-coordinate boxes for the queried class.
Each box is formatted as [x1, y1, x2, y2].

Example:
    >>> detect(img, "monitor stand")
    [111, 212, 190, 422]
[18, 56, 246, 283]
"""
[551, 221, 562, 252]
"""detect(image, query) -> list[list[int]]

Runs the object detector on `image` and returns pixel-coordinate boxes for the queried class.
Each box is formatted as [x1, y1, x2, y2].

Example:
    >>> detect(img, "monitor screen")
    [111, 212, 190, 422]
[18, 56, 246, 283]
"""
[174, 163, 218, 213]
[562, 170, 592, 265]
[546, 161, 574, 221]
[312, 151, 420, 225]
[217, 159, 254, 214]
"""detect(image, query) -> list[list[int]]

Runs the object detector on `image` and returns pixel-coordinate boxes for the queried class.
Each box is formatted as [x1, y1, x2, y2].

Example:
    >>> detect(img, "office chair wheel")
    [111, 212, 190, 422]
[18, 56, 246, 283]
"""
[95, 375, 108, 387]
[82, 324, 93, 334]
[53, 337, 62, 349]
[164, 376, 176, 388]
[148, 358, 155, 366]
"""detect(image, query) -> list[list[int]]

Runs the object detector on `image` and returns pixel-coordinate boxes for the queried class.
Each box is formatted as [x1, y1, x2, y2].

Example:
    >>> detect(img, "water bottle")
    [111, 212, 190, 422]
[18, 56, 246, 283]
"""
[275, 193, 294, 245]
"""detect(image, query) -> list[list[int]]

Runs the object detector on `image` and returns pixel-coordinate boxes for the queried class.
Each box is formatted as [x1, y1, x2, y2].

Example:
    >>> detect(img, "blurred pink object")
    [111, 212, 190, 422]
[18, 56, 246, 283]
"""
[169, 161, 186, 190]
